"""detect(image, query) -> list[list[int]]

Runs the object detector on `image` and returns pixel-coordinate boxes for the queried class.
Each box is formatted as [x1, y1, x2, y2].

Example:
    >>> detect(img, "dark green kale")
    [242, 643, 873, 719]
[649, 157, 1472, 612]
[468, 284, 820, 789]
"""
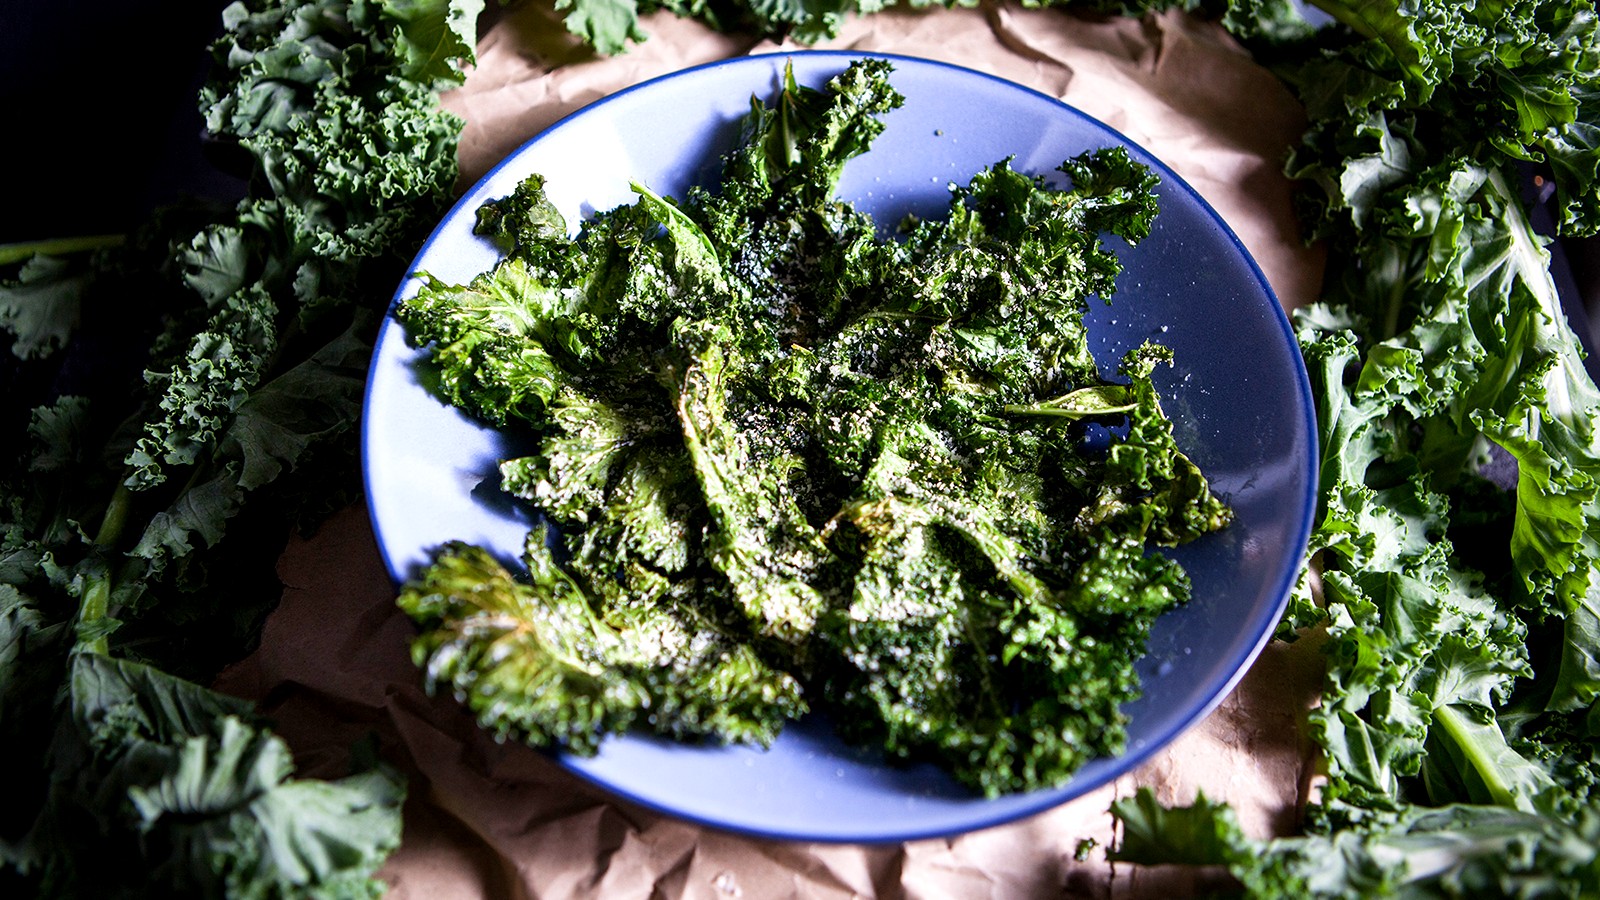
[11, 647, 405, 899]
[396, 59, 1231, 797]
[0, 0, 481, 894]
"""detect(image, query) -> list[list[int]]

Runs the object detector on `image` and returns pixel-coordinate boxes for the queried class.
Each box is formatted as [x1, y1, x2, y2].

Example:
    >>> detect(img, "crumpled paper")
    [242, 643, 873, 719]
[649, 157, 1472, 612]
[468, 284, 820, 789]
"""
[215, 3, 1328, 896]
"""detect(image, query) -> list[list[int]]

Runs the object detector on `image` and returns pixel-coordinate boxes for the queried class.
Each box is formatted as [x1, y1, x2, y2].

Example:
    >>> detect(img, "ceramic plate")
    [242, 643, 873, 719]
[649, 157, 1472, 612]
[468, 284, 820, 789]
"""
[362, 51, 1317, 843]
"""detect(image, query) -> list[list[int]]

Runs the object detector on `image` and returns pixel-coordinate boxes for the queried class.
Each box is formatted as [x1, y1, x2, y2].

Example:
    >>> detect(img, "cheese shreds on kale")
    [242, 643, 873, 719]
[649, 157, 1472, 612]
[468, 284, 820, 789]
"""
[394, 59, 1232, 797]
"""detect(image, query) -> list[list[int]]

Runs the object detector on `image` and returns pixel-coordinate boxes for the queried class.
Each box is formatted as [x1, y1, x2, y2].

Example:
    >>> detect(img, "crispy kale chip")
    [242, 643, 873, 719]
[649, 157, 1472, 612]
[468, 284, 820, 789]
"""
[1112, 786, 1600, 897]
[398, 536, 805, 752]
[397, 59, 1230, 796]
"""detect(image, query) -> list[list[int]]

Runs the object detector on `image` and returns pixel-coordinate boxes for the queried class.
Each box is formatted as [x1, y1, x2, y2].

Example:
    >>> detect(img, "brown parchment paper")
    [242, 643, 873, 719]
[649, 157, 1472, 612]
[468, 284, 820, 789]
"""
[215, 3, 1328, 896]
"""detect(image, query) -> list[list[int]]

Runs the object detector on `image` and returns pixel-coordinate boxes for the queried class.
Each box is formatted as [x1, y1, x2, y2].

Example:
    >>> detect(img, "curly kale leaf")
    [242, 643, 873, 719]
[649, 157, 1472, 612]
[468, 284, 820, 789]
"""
[1291, 157, 1600, 740]
[670, 320, 832, 643]
[1283, 1, 1599, 239]
[710, 57, 903, 217]
[13, 653, 404, 899]
[126, 286, 280, 491]
[129, 312, 376, 569]
[398, 60, 1226, 795]
[2, 0, 481, 893]
[1243, 0, 1600, 808]
[0, 252, 99, 361]
[815, 441, 1190, 796]
[1067, 343, 1233, 545]
[398, 261, 572, 426]
[1106, 0, 1600, 893]
[203, 0, 470, 324]
[0, 587, 72, 858]
[380, 0, 487, 88]
[1112, 786, 1600, 899]
[556, 0, 649, 56]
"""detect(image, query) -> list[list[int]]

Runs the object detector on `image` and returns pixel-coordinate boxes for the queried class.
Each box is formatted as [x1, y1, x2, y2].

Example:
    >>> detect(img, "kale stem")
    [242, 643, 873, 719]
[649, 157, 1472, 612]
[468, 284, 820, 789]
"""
[0, 234, 126, 266]
[80, 483, 135, 655]
[1380, 263, 1408, 341]
[1433, 704, 1517, 808]
[79, 572, 113, 656]
[94, 483, 134, 548]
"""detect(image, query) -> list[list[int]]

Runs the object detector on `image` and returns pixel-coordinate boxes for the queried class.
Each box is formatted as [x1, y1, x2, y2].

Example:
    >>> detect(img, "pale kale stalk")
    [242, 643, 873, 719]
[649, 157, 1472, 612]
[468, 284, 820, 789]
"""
[396, 60, 1231, 796]
[1104, 1, 1600, 896]
[0, 1, 481, 896]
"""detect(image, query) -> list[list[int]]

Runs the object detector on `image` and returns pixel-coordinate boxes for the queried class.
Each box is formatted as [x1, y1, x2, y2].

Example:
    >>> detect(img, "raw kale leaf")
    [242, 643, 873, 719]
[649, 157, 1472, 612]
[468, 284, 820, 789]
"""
[1112, 786, 1600, 898]
[0, 0, 481, 894]
[0, 252, 99, 361]
[1098, 0, 1600, 895]
[1278, 0, 1600, 817]
[380, 0, 488, 87]
[396, 59, 1230, 796]
[557, 0, 650, 55]
[17, 652, 404, 899]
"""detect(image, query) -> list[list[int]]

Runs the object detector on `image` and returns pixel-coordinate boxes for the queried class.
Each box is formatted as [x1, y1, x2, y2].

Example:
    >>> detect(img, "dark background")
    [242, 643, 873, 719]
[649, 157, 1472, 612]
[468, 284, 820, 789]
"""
[0, 0, 243, 245]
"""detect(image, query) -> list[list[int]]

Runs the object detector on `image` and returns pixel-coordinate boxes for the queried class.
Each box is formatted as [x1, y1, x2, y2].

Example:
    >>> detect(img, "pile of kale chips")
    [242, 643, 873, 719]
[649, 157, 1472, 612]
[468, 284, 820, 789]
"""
[394, 59, 1233, 798]
[0, 0, 481, 896]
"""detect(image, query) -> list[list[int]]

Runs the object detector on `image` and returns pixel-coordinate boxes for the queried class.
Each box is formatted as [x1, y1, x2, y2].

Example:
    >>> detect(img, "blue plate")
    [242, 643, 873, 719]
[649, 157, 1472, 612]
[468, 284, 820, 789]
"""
[362, 51, 1316, 843]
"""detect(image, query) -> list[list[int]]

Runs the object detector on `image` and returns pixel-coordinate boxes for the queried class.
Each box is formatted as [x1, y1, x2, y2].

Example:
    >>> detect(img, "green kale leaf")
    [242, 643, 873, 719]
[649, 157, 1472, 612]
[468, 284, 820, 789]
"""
[0, 252, 97, 360]
[0, 0, 482, 892]
[15, 653, 405, 899]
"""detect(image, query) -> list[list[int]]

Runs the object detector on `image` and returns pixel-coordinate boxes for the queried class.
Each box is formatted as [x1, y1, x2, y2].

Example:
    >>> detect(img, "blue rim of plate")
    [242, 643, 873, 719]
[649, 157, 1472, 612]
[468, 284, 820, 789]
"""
[362, 50, 1318, 844]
